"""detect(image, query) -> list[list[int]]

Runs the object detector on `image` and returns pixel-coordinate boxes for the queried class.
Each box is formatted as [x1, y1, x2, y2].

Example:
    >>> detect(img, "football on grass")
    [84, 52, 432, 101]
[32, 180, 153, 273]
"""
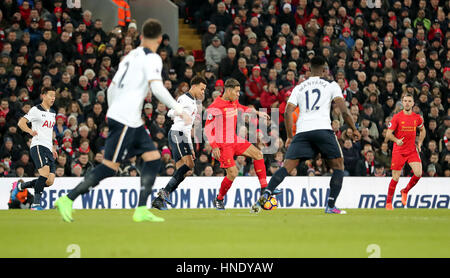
[263, 196, 278, 210]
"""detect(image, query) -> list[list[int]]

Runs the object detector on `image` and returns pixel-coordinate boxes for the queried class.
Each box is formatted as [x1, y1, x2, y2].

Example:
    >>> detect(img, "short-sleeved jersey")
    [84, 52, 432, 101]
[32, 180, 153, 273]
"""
[287, 77, 343, 133]
[24, 104, 56, 151]
[169, 92, 197, 141]
[107, 46, 163, 128]
[204, 97, 251, 148]
[388, 110, 423, 154]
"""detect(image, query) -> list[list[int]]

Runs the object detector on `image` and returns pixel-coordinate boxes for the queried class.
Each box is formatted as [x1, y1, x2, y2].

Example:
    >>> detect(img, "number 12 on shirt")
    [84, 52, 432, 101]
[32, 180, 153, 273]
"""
[305, 89, 321, 111]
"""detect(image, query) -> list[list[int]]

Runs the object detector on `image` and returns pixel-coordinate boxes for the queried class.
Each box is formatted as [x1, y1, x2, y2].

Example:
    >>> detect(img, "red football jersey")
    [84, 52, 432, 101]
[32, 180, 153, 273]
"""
[204, 97, 251, 148]
[388, 111, 423, 154]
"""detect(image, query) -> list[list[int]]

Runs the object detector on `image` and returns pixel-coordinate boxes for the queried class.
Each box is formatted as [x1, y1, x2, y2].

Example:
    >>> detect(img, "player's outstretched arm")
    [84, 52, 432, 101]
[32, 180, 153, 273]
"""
[334, 97, 361, 141]
[18, 117, 37, 136]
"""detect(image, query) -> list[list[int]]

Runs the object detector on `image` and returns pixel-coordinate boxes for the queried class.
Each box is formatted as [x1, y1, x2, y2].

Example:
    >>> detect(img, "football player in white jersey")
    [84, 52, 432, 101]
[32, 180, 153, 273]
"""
[55, 18, 191, 223]
[152, 76, 207, 210]
[252, 56, 361, 214]
[12, 88, 58, 210]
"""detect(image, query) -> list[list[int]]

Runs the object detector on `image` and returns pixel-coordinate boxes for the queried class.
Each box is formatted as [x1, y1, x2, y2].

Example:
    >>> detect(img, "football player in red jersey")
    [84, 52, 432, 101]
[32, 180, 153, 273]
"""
[385, 93, 426, 210]
[204, 78, 280, 210]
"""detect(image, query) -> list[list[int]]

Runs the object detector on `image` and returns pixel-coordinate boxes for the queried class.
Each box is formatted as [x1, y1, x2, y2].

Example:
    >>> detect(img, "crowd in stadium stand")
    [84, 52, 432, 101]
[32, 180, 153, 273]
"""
[0, 0, 449, 179]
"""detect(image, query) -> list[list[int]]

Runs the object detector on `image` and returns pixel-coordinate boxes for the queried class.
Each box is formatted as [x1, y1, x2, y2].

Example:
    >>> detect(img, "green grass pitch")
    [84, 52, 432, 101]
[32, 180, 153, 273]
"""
[1, 209, 449, 258]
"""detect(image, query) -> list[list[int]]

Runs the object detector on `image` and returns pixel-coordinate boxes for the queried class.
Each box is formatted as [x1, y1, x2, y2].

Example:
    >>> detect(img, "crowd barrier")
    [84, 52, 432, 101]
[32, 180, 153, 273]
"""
[1, 177, 449, 209]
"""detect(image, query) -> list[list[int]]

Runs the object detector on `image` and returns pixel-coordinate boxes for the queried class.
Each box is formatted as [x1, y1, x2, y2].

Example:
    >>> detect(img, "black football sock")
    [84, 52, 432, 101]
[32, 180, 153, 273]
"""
[19, 179, 36, 191]
[33, 176, 47, 205]
[327, 169, 344, 208]
[138, 160, 161, 207]
[266, 167, 289, 195]
[164, 164, 190, 194]
[67, 164, 116, 201]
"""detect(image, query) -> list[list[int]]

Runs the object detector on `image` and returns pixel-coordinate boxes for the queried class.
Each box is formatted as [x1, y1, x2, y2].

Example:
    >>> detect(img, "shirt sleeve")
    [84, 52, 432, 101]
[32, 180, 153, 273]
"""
[330, 82, 344, 100]
[23, 107, 37, 122]
[417, 115, 424, 128]
[204, 108, 219, 149]
[145, 53, 163, 82]
[287, 88, 298, 106]
[237, 102, 252, 113]
[388, 114, 398, 131]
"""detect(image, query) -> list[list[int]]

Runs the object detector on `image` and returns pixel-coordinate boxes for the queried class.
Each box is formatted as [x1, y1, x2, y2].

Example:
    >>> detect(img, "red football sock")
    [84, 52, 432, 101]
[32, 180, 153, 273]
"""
[387, 179, 398, 204]
[253, 159, 268, 189]
[218, 176, 233, 200]
[404, 175, 421, 194]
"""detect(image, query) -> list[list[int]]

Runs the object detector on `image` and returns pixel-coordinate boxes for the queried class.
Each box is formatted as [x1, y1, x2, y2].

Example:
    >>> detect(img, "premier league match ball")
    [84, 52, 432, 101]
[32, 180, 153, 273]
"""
[263, 196, 278, 210]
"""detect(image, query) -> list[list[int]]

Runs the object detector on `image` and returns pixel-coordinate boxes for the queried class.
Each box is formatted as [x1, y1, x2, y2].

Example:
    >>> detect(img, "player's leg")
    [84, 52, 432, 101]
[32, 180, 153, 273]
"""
[55, 119, 126, 222]
[132, 125, 165, 222]
[45, 154, 56, 187]
[386, 153, 407, 210]
[153, 155, 194, 210]
[386, 170, 402, 210]
[13, 146, 43, 195]
[325, 157, 346, 214]
[240, 143, 269, 190]
[133, 150, 164, 222]
[66, 159, 118, 202]
[165, 155, 194, 193]
[214, 165, 238, 210]
[29, 165, 50, 210]
[312, 130, 346, 214]
[252, 133, 310, 213]
[45, 173, 55, 187]
[156, 131, 194, 209]
[251, 159, 299, 213]
[401, 159, 423, 206]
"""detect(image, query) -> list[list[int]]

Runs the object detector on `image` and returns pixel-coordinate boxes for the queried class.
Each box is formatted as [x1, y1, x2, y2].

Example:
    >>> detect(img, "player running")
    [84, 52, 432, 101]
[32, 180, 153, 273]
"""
[54, 18, 191, 222]
[152, 76, 206, 210]
[11, 88, 58, 210]
[385, 93, 426, 210]
[251, 56, 361, 214]
[204, 78, 280, 210]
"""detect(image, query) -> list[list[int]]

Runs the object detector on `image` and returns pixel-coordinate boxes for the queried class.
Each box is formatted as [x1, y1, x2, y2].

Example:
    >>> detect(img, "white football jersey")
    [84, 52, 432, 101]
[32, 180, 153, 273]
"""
[169, 92, 197, 141]
[288, 76, 343, 133]
[24, 104, 56, 151]
[107, 46, 164, 127]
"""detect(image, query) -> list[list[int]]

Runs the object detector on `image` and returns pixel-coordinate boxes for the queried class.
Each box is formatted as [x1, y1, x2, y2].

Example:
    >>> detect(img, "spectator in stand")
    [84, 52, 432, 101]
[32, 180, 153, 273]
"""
[245, 65, 266, 107]
[205, 36, 227, 76]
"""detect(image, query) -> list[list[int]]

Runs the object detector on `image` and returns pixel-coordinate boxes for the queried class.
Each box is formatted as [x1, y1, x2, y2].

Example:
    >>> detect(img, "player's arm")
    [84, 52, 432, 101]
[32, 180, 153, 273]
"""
[146, 54, 191, 124]
[385, 129, 404, 146]
[18, 117, 37, 136]
[238, 103, 270, 120]
[52, 131, 59, 159]
[334, 96, 361, 141]
[167, 108, 175, 118]
[417, 122, 426, 152]
[385, 115, 404, 146]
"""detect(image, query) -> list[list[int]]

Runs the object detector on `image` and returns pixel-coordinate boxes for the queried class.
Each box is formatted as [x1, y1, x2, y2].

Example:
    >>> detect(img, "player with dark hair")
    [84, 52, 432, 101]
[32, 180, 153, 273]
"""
[54, 18, 191, 222]
[152, 76, 207, 210]
[252, 56, 361, 214]
[12, 88, 58, 210]
[385, 93, 426, 210]
[204, 78, 280, 210]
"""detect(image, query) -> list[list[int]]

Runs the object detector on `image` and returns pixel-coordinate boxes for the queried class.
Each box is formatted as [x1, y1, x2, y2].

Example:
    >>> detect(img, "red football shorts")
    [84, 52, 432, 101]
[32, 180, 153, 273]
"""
[218, 139, 252, 168]
[391, 151, 421, 171]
